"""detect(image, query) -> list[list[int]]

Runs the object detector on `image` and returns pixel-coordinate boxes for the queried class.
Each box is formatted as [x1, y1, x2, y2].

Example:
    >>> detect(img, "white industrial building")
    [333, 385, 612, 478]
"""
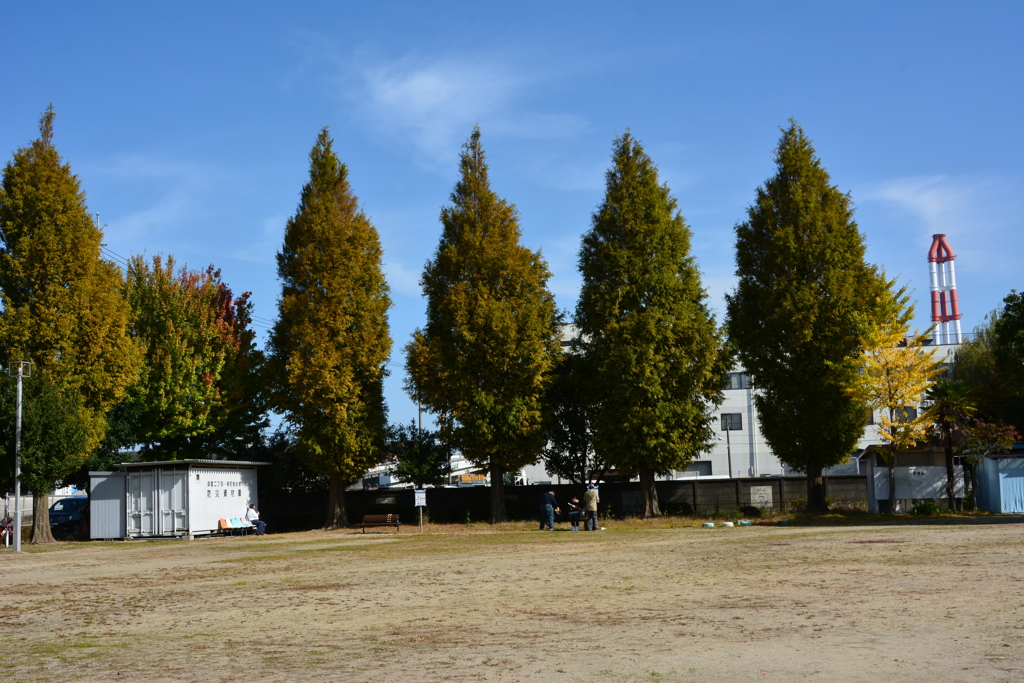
[517, 340, 961, 485]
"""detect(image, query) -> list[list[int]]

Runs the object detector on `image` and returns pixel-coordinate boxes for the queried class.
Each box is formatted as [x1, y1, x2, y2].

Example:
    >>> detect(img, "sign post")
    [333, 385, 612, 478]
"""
[414, 489, 426, 533]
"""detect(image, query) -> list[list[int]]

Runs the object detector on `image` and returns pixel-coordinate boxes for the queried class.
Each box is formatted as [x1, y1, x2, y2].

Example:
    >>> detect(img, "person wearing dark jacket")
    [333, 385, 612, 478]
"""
[539, 490, 559, 531]
[566, 497, 583, 531]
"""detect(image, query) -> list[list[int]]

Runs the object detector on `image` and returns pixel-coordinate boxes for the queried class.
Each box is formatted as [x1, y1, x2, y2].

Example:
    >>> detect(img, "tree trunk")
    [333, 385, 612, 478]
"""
[962, 462, 978, 509]
[489, 463, 507, 523]
[327, 475, 349, 529]
[30, 490, 55, 544]
[943, 428, 957, 511]
[806, 459, 828, 513]
[639, 467, 660, 518]
[887, 453, 897, 514]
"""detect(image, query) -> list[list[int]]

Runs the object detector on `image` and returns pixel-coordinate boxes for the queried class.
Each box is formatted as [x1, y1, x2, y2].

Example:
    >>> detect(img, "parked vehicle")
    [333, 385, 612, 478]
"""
[49, 496, 89, 536]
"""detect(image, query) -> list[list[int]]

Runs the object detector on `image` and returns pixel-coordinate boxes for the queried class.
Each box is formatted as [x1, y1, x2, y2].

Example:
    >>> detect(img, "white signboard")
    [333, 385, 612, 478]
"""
[750, 485, 773, 508]
[414, 489, 426, 507]
[187, 468, 258, 534]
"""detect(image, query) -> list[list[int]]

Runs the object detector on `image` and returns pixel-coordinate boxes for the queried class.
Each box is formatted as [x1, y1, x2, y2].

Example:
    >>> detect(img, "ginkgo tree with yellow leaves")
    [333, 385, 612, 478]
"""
[849, 280, 944, 513]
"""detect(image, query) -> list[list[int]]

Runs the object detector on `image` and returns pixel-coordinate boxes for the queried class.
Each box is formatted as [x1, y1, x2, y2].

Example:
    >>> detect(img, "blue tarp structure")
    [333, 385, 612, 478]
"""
[977, 453, 1024, 513]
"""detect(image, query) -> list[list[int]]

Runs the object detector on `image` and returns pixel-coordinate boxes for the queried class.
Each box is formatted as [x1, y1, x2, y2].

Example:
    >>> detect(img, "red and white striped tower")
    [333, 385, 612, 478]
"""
[928, 234, 962, 344]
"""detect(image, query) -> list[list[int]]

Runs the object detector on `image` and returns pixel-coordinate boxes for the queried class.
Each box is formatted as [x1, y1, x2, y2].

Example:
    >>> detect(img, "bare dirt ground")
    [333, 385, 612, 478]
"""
[2, 521, 1023, 682]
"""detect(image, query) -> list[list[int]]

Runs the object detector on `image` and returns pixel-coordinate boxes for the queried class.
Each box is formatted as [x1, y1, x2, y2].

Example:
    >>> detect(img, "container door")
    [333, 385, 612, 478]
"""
[127, 472, 141, 536]
[159, 470, 188, 535]
[128, 472, 155, 536]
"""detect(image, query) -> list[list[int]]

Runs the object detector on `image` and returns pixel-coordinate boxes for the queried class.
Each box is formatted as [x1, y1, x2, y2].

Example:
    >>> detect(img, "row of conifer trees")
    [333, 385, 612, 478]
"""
[0, 106, 928, 537]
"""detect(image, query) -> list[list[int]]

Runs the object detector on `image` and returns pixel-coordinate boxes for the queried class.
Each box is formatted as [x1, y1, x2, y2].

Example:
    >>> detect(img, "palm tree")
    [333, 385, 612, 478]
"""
[925, 379, 975, 511]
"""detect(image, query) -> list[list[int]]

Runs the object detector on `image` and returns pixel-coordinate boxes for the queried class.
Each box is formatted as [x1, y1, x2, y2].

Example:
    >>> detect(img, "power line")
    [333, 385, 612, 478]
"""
[100, 245, 131, 269]
[101, 245, 130, 264]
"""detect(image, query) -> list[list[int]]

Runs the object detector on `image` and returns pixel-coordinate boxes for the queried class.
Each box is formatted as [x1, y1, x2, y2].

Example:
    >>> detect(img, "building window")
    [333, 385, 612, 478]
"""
[727, 372, 750, 390]
[894, 406, 918, 422]
[721, 413, 742, 431]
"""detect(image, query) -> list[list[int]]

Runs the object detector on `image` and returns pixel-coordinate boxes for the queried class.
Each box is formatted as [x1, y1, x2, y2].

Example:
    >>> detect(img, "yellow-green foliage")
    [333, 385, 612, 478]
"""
[726, 121, 885, 482]
[849, 280, 944, 459]
[124, 255, 254, 454]
[575, 132, 730, 480]
[269, 128, 392, 483]
[405, 127, 560, 475]
[0, 107, 140, 463]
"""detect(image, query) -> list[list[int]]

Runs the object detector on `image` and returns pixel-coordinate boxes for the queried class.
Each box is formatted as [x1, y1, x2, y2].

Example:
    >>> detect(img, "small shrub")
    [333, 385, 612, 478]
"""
[911, 500, 941, 516]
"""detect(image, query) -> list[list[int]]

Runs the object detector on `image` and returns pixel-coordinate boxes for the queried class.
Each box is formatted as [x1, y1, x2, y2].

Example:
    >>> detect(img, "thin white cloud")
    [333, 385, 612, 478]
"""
[356, 57, 522, 159]
[346, 54, 588, 164]
[864, 175, 972, 237]
[857, 174, 1024, 328]
[859, 175, 1022, 276]
[383, 258, 423, 297]
[86, 155, 215, 244]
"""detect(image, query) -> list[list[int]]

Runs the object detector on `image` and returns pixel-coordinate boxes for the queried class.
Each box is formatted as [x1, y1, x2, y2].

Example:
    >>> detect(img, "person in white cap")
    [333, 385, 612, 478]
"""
[583, 484, 600, 531]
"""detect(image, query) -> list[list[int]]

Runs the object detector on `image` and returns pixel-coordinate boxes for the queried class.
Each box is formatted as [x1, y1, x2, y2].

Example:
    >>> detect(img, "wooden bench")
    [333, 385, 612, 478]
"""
[357, 513, 401, 532]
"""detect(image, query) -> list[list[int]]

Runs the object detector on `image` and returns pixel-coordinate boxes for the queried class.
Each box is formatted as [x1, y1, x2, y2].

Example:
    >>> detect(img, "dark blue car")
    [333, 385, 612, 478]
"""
[49, 496, 89, 536]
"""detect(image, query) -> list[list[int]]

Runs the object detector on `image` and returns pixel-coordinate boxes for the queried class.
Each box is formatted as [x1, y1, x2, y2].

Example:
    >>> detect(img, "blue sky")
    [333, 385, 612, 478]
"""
[2, 2, 1021, 428]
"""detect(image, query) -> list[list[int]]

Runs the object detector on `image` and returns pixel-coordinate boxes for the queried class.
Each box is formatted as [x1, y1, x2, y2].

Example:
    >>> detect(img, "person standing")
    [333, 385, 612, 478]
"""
[245, 504, 266, 535]
[539, 490, 559, 531]
[583, 484, 600, 531]
[566, 497, 583, 531]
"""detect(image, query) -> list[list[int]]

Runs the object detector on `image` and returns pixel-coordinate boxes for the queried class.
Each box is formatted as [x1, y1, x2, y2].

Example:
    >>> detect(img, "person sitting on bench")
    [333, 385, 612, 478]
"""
[245, 504, 266, 535]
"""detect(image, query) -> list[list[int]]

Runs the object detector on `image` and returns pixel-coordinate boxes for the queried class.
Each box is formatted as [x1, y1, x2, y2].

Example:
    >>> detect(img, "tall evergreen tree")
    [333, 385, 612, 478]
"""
[726, 121, 884, 512]
[0, 107, 140, 541]
[405, 127, 560, 523]
[268, 128, 391, 529]
[576, 132, 730, 517]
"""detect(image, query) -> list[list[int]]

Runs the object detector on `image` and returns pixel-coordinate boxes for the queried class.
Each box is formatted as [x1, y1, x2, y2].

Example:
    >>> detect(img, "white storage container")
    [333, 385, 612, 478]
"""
[90, 460, 268, 539]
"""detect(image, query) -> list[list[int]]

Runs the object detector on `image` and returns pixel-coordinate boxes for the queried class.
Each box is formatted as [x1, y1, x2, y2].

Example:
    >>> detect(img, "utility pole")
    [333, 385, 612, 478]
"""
[725, 427, 732, 478]
[9, 361, 31, 553]
[721, 413, 735, 479]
